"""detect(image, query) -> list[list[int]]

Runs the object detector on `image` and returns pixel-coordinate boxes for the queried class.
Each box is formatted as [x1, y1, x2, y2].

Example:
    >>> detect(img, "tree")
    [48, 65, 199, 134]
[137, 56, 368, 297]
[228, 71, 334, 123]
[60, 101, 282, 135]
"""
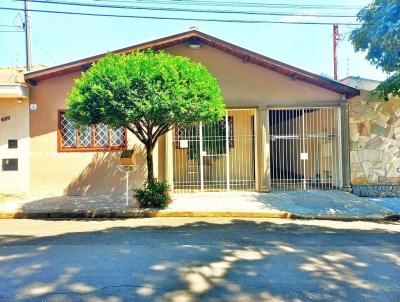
[349, 0, 400, 100]
[66, 51, 225, 183]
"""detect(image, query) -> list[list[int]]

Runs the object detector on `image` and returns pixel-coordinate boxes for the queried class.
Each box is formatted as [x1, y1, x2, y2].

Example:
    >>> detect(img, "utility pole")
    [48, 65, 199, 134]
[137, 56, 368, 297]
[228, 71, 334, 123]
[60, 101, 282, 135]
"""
[24, 0, 32, 71]
[333, 24, 339, 80]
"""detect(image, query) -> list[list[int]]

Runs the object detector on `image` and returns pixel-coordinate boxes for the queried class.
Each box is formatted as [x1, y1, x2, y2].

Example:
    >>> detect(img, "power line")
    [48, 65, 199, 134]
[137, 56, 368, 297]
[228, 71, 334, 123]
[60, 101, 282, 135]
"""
[0, 7, 362, 25]
[13, 0, 359, 18]
[89, 0, 362, 10]
[32, 36, 57, 64]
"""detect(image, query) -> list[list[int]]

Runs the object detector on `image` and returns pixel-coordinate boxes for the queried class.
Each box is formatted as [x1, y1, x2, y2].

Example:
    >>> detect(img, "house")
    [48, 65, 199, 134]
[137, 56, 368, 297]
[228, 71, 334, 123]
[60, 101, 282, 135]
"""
[0, 67, 30, 193]
[1, 30, 369, 196]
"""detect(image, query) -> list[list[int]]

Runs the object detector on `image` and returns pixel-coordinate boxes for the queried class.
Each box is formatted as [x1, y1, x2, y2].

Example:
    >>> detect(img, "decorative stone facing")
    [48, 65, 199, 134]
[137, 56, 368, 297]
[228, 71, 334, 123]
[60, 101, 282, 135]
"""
[352, 184, 400, 198]
[349, 91, 400, 189]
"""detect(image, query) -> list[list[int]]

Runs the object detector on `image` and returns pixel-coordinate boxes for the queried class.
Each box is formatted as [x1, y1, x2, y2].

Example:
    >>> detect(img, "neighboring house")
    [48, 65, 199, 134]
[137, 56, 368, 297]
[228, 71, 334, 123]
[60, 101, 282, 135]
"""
[341, 76, 400, 197]
[0, 67, 30, 193]
[2, 30, 365, 195]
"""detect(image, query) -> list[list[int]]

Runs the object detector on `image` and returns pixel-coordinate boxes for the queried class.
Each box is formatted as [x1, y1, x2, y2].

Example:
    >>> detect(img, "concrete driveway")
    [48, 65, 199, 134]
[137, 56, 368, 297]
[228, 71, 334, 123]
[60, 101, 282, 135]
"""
[0, 218, 399, 301]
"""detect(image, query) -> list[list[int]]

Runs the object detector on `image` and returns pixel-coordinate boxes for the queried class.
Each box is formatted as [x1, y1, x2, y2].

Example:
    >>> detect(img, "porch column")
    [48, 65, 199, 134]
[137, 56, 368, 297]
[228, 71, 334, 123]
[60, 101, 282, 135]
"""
[165, 130, 174, 191]
[340, 102, 352, 192]
[259, 106, 271, 192]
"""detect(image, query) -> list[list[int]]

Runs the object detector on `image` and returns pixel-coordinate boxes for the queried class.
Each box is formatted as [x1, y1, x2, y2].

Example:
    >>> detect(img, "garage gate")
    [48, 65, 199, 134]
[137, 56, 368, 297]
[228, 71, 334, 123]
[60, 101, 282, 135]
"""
[269, 107, 342, 190]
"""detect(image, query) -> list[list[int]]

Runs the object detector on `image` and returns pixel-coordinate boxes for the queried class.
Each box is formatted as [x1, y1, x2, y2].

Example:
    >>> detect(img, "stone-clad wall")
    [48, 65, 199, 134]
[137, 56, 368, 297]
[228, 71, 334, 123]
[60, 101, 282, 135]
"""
[349, 91, 400, 187]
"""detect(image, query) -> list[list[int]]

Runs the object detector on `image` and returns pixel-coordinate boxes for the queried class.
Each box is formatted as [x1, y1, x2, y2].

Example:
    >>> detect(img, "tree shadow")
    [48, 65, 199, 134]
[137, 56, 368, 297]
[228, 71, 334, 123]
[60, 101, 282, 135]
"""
[64, 145, 147, 196]
[0, 219, 399, 301]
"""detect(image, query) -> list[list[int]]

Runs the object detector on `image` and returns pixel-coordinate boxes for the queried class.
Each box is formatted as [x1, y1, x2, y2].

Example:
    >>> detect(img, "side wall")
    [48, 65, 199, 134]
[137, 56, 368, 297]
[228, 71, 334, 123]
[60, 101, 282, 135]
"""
[349, 91, 400, 196]
[0, 98, 30, 193]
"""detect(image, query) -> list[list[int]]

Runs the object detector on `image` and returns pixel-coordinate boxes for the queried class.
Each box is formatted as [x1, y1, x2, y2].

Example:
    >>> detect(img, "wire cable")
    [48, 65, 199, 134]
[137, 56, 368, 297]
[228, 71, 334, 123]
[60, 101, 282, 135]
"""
[12, 0, 359, 18]
[0, 7, 362, 25]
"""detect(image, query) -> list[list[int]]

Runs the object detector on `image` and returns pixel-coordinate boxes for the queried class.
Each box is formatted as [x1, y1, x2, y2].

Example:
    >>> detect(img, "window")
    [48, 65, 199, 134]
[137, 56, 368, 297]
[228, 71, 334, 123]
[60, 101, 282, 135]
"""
[58, 112, 127, 151]
[2, 159, 18, 171]
[8, 139, 18, 149]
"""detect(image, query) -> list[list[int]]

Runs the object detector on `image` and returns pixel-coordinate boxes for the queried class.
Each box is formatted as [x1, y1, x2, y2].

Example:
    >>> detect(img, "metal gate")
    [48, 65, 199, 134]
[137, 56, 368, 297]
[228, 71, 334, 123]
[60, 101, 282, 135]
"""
[269, 107, 342, 190]
[173, 109, 256, 191]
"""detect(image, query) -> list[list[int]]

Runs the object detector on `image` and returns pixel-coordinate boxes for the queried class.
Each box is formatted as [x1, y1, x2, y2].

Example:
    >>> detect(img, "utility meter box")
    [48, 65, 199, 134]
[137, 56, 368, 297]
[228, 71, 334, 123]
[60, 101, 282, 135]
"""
[120, 150, 137, 166]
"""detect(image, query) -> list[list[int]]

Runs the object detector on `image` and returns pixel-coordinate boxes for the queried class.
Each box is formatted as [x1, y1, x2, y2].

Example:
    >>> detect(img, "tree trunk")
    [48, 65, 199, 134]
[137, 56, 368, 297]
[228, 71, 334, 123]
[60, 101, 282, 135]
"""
[146, 144, 154, 183]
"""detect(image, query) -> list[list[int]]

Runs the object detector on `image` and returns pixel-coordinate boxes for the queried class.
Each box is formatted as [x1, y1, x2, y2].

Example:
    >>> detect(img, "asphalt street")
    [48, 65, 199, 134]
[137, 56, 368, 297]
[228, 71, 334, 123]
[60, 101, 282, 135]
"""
[0, 218, 399, 302]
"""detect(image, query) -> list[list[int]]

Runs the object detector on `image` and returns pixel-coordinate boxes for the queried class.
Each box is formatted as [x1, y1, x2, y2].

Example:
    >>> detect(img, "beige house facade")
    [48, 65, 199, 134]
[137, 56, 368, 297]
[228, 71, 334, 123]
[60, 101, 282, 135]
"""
[1, 30, 375, 196]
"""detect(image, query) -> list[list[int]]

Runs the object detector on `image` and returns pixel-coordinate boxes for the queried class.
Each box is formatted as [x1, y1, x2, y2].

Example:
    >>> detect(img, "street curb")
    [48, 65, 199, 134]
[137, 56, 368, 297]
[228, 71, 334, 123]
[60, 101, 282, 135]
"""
[291, 213, 399, 222]
[0, 210, 398, 221]
[0, 210, 292, 219]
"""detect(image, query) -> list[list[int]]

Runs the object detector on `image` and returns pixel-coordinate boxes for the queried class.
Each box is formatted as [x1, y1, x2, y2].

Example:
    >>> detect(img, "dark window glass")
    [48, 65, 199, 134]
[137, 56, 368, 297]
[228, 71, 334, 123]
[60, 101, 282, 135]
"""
[8, 139, 18, 149]
[2, 159, 18, 171]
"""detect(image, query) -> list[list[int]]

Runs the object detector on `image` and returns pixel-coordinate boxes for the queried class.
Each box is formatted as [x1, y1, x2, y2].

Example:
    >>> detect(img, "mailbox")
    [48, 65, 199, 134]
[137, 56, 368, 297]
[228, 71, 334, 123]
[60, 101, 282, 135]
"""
[120, 150, 137, 166]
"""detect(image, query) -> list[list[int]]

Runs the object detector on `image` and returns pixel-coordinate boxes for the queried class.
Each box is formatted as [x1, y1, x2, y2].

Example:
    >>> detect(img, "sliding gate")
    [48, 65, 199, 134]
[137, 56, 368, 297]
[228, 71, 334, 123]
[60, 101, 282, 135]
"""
[269, 107, 342, 190]
[173, 109, 256, 191]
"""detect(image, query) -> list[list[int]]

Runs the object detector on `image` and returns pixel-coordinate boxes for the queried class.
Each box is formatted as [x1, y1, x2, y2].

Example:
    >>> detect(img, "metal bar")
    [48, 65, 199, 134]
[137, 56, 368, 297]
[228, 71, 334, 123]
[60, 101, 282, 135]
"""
[225, 113, 230, 191]
[199, 121, 204, 191]
[302, 109, 306, 190]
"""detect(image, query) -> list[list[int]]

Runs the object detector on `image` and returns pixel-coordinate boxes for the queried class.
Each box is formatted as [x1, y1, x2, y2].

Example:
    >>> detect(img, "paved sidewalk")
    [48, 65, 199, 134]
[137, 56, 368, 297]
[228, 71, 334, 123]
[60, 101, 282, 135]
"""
[0, 190, 397, 220]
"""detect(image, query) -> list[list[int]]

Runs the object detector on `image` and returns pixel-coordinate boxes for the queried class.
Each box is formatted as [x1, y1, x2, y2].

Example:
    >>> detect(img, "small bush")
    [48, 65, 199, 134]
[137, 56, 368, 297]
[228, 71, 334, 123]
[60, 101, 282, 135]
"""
[134, 179, 172, 209]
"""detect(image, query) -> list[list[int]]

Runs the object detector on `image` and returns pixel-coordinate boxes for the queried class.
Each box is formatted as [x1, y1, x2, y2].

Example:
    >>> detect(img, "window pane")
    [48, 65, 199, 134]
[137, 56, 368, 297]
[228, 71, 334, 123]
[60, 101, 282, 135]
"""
[60, 114, 76, 147]
[78, 125, 93, 147]
[95, 123, 109, 147]
[8, 139, 18, 149]
[2, 158, 18, 171]
[110, 127, 125, 146]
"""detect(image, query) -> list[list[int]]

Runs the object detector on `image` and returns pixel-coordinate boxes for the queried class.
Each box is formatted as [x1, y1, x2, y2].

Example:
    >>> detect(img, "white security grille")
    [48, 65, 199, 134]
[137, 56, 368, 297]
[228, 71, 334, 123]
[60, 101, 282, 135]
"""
[173, 109, 256, 192]
[269, 107, 342, 190]
[95, 123, 109, 147]
[59, 112, 126, 150]
[78, 125, 92, 147]
[110, 127, 125, 146]
[60, 114, 77, 147]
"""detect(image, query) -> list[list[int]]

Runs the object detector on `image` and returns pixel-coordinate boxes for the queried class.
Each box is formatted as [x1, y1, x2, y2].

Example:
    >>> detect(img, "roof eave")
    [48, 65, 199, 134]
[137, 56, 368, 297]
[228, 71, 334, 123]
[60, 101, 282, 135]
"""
[24, 29, 360, 97]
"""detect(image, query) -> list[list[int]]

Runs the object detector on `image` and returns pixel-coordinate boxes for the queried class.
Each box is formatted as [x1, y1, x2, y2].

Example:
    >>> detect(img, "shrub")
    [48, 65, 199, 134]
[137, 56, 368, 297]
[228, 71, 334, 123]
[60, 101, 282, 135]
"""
[134, 179, 172, 209]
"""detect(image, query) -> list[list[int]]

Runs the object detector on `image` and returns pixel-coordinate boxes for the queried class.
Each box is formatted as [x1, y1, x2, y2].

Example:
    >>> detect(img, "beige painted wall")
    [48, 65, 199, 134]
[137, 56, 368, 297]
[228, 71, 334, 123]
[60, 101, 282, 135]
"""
[27, 42, 344, 195]
[167, 44, 343, 106]
[0, 98, 30, 193]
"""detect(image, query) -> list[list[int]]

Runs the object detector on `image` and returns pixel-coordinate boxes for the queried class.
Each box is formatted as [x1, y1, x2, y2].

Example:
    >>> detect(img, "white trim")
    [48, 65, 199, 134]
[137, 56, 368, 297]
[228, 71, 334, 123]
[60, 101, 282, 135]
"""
[0, 84, 29, 99]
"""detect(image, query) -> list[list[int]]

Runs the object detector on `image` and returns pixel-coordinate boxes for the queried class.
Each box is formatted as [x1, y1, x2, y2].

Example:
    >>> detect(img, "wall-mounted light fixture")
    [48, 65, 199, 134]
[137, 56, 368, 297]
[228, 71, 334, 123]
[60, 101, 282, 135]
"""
[188, 37, 201, 50]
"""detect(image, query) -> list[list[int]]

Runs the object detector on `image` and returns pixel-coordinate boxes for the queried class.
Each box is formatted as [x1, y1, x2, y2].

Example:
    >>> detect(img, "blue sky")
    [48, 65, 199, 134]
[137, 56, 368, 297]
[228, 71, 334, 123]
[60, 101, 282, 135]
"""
[0, 0, 387, 81]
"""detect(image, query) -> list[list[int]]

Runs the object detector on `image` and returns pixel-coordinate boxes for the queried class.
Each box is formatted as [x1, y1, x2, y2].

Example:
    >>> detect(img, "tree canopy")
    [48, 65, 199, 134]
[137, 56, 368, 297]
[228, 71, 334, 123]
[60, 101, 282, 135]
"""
[66, 50, 225, 182]
[349, 0, 400, 100]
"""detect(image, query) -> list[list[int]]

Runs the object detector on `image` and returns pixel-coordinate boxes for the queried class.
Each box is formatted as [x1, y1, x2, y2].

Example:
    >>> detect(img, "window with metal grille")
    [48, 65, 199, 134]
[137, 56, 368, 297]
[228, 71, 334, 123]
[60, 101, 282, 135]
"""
[58, 112, 127, 151]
